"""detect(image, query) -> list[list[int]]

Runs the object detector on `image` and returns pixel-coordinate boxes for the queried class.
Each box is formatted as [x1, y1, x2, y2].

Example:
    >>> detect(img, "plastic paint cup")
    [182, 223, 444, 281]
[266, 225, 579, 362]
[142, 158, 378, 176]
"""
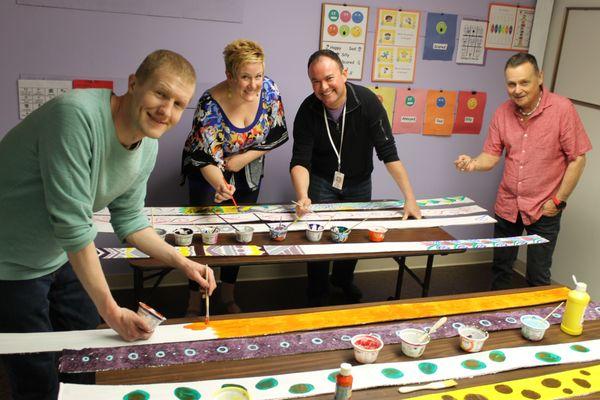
[173, 227, 194, 246]
[235, 226, 254, 243]
[368, 227, 388, 242]
[458, 326, 489, 352]
[398, 328, 430, 358]
[154, 228, 167, 240]
[212, 386, 252, 400]
[269, 225, 288, 241]
[137, 302, 166, 330]
[306, 223, 325, 242]
[520, 314, 550, 341]
[330, 226, 350, 243]
[350, 334, 384, 364]
[200, 227, 219, 245]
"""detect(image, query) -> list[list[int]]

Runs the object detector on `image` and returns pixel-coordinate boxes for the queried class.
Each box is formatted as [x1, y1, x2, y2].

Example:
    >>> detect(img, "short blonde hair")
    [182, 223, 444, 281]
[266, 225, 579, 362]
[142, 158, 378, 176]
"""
[135, 49, 196, 85]
[223, 39, 264, 78]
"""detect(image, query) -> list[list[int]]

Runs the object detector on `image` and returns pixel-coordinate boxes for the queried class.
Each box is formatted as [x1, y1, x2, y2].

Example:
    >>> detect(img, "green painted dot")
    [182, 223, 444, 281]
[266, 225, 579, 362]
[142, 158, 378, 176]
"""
[418, 362, 438, 375]
[123, 390, 150, 400]
[461, 359, 487, 370]
[570, 344, 590, 353]
[327, 372, 337, 383]
[489, 350, 506, 362]
[381, 368, 404, 379]
[535, 351, 561, 363]
[289, 383, 314, 394]
[255, 378, 278, 390]
[174, 387, 200, 400]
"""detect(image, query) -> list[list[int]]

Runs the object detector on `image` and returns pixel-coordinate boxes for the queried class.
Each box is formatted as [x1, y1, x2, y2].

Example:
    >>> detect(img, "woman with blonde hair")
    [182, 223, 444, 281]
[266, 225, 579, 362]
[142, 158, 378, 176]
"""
[182, 39, 288, 314]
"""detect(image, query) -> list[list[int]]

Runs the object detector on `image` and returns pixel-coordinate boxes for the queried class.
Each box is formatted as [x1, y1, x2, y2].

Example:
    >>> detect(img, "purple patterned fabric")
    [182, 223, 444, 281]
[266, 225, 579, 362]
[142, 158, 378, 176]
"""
[59, 302, 600, 373]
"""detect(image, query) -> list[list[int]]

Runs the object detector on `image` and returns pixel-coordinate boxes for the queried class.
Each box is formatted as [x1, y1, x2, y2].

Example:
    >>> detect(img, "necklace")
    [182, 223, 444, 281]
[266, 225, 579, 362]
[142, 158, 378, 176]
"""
[518, 93, 542, 117]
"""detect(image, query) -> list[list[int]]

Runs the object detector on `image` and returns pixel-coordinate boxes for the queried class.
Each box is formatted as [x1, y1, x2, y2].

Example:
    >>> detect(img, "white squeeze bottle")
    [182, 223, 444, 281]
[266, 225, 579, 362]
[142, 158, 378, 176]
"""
[560, 275, 590, 336]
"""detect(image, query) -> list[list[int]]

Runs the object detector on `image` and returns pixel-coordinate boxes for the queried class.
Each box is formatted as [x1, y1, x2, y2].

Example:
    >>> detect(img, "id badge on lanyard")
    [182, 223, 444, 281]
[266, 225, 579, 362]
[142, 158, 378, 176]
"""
[324, 105, 346, 190]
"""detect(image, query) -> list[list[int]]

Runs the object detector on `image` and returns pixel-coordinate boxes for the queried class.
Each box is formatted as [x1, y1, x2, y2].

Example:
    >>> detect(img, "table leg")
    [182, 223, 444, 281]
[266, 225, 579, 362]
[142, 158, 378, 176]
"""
[392, 256, 407, 300]
[422, 255, 435, 297]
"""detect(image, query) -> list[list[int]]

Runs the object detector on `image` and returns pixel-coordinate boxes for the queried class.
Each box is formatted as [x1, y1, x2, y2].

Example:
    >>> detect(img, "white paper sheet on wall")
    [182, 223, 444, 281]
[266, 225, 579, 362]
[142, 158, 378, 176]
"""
[18, 79, 71, 119]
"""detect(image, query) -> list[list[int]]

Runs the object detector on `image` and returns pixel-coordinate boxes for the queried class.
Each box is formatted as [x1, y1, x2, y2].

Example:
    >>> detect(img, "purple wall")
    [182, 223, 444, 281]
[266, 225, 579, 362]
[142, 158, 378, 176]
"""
[0, 0, 535, 274]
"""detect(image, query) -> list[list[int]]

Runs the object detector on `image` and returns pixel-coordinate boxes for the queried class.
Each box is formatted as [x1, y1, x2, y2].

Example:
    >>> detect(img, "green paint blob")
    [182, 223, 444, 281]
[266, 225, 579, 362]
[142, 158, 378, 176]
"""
[461, 359, 487, 370]
[570, 344, 590, 353]
[381, 368, 404, 379]
[418, 362, 438, 375]
[327, 372, 338, 383]
[255, 378, 278, 390]
[123, 390, 150, 400]
[289, 383, 314, 394]
[173, 387, 201, 400]
[535, 351, 562, 363]
[489, 350, 506, 362]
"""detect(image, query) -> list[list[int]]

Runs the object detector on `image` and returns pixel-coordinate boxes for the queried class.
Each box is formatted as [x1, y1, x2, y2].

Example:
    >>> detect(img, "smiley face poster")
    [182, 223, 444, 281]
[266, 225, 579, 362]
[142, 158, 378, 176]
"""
[320, 3, 369, 80]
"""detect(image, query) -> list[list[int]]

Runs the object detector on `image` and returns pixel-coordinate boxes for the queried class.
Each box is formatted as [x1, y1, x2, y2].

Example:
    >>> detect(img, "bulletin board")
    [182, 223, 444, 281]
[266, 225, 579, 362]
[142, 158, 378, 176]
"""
[320, 3, 369, 80]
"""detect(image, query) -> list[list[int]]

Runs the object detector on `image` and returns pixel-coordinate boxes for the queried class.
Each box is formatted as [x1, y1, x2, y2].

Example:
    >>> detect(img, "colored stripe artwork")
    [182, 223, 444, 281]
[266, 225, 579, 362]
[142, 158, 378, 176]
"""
[96, 246, 195, 259]
[57, 339, 600, 400]
[409, 364, 600, 399]
[59, 302, 600, 373]
[203, 245, 264, 256]
[0, 287, 570, 354]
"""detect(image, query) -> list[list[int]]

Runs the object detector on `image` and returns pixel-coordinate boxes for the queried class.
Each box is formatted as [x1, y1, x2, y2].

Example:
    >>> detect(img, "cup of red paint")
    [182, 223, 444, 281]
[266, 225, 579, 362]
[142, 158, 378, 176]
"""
[350, 333, 384, 363]
[368, 227, 388, 242]
[137, 302, 166, 330]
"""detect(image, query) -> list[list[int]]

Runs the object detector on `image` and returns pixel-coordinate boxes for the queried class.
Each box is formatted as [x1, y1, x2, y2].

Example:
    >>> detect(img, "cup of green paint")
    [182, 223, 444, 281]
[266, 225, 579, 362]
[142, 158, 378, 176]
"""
[330, 225, 350, 242]
[458, 326, 489, 352]
[399, 328, 430, 358]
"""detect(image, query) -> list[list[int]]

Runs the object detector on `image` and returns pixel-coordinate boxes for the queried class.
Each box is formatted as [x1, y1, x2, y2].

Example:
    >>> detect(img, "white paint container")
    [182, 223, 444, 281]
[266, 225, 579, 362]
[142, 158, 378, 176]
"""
[173, 227, 194, 245]
[306, 223, 324, 242]
[235, 226, 254, 243]
[398, 328, 430, 358]
[200, 227, 219, 244]
[520, 314, 550, 341]
[458, 326, 489, 352]
[154, 228, 167, 240]
[350, 334, 384, 363]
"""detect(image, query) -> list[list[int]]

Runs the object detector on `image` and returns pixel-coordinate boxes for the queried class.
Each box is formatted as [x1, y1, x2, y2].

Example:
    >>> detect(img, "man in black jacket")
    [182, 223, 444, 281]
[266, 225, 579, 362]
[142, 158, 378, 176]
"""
[290, 49, 421, 306]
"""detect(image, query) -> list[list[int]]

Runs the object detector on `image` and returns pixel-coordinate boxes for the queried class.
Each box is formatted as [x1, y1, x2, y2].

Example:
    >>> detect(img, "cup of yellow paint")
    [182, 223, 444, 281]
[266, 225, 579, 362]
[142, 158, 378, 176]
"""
[399, 328, 430, 358]
[351, 333, 384, 363]
[212, 386, 251, 400]
[173, 227, 194, 245]
[137, 302, 166, 330]
[520, 314, 550, 341]
[458, 326, 489, 352]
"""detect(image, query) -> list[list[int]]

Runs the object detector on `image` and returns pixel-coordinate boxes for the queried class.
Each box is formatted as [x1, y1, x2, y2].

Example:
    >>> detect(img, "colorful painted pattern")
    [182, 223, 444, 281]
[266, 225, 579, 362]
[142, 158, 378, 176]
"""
[203, 245, 264, 256]
[57, 340, 600, 400]
[59, 302, 600, 373]
[409, 364, 600, 399]
[96, 246, 195, 259]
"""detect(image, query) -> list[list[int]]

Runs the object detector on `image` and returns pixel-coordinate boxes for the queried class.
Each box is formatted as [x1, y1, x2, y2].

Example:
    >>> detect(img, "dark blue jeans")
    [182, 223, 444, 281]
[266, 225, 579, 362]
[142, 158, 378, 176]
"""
[306, 174, 372, 299]
[188, 173, 260, 288]
[492, 212, 562, 290]
[0, 262, 100, 400]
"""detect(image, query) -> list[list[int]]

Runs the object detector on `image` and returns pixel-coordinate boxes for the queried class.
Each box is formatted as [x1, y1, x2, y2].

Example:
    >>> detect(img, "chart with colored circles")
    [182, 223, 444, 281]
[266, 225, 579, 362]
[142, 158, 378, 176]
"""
[320, 3, 369, 80]
[485, 3, 534, 51]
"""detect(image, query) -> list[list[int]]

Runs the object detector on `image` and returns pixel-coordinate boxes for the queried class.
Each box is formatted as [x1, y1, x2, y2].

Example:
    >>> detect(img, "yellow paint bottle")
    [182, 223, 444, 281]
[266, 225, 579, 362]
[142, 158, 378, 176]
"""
[560, 281, 590, 336]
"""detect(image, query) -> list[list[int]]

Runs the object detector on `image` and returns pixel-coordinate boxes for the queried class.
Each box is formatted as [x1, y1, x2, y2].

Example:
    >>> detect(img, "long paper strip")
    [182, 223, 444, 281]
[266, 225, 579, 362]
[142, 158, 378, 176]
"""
[410, 364, 600, 399]
[96, 246, 195, 259]
[261, 235, 548, 256]
[0, 287, 570, 354]
[59, 302, 600, 373]
[94, 214, 497, 234]
[57, 339, 600, 400]
[93, 196, 475, 216]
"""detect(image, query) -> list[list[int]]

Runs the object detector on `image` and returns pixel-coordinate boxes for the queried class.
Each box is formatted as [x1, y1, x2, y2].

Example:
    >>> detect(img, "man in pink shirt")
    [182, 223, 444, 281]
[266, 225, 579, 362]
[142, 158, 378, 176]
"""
[454, 53, 591, 290]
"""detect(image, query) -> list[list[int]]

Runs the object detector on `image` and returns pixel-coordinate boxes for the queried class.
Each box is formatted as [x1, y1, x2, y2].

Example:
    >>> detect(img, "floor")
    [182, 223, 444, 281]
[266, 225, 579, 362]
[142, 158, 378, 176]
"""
[0, 263, 528, 398]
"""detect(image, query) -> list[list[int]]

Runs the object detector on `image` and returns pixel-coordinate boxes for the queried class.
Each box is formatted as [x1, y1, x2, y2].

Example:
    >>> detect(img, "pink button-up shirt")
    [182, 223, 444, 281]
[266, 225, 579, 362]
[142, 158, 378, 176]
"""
[483, 88, 592, 225]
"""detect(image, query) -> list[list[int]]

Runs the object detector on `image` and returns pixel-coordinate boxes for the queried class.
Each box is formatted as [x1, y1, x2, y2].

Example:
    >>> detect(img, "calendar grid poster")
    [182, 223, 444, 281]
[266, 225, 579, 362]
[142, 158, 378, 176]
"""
[456, 19, 488, 65]
[372, 9, 421, 82]
[320, 3, 369, 80]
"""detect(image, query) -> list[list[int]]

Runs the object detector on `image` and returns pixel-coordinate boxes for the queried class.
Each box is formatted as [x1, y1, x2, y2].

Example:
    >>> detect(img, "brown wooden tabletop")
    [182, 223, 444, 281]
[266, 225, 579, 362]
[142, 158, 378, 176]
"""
[97, 285, 600, 399]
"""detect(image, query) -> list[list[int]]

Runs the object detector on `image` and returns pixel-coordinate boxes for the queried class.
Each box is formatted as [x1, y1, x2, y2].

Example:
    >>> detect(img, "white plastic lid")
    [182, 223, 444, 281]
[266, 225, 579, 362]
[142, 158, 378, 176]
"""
[575, 282, 587, 292]
[340, 362, 352, 376]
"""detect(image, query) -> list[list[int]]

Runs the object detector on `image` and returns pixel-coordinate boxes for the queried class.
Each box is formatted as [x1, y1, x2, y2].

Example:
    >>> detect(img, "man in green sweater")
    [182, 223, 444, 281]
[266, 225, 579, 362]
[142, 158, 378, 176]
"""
[0, 50, 216, 399]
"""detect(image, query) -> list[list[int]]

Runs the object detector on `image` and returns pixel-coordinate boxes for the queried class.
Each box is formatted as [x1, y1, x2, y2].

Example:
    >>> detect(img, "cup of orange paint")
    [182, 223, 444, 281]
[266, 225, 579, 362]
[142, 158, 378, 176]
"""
[368, 227, 388, 242]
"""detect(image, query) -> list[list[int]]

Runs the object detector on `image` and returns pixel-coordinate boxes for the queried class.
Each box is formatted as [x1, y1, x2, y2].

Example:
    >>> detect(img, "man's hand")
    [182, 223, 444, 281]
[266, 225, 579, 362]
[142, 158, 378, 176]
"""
[181, 260, 217, 295]
[295, 197, 312, 217]
[103, 306, 153, 341]
[541, 198, 561, 217]
[402, 198, 422, 220]
[214, 182, 235, 203]
[454, 155, 476, 172]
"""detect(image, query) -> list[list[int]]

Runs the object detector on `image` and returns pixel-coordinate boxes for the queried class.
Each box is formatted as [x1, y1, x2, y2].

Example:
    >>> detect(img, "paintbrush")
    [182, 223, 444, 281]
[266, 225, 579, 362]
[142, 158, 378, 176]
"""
[222, 179, 239, 212]
[150, 207, 155, 227]
[212, 211, 240, 232]
[543, 302, 564, 320]
[418, 316, 447, 342]
[291, 200, 311, 213]
[204, 268, 210, 325]
[285, 215, 302, 229]
[398, 379, 457, 393]
[253, 212, 271, 229]
[346, 218, 368, 234]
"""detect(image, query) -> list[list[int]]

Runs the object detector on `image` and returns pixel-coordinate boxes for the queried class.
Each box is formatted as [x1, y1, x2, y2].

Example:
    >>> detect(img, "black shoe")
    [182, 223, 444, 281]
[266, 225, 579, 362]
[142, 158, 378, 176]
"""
[307, 293, 330, 307]
[330, 278, 362, 303]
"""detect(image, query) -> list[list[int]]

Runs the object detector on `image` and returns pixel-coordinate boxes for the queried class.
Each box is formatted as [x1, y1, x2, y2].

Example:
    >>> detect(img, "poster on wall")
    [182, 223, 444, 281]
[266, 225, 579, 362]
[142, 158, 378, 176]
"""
[456, 19, 487, 65]
[423, 12, 458, 61]
[367, 86, 396, 124]
[485, 4, 534, 51]
[320, 3, 369, 80]
[392, 88, 427, 134]
[423, 90, 457, 136]
[453, 91, 487, 134]
[372, 8, 421, 82]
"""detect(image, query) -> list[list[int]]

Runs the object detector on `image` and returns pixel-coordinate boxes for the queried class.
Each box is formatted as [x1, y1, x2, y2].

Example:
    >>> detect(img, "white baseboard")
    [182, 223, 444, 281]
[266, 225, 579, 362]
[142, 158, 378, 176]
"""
[107, 250, 493, 290]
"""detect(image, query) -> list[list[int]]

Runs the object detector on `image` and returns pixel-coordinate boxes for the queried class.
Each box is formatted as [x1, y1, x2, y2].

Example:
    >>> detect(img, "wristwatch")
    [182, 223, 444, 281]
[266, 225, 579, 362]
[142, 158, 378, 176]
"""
[552, 196, 567, 210]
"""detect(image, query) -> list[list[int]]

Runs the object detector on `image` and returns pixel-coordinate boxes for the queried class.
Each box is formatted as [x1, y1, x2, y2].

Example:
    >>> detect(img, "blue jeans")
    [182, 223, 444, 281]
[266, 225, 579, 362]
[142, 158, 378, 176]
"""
[492, 212, 561, 290]
[188, 173, 260, 287]
[306, 174, 372, 299]
[0, 262, 100, 400]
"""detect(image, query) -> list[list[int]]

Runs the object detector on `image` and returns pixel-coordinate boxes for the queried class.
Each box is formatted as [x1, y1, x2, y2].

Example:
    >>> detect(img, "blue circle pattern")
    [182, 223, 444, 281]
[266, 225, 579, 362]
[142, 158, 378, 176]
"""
[279, 341, 290, 348]
[452, 322, 465, 330]
[505, 317, 517, 324]
[311, 338, 323, 345]
[479, 319, 492, 327]
[184, 348, 196, 357]
[216, 346, 229, 354]
[128, 352, 139, 360]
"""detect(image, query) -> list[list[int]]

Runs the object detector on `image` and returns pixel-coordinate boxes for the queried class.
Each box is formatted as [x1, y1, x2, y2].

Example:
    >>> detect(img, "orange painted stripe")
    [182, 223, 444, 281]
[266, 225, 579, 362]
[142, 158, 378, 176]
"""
[184, 287, 569, 339]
